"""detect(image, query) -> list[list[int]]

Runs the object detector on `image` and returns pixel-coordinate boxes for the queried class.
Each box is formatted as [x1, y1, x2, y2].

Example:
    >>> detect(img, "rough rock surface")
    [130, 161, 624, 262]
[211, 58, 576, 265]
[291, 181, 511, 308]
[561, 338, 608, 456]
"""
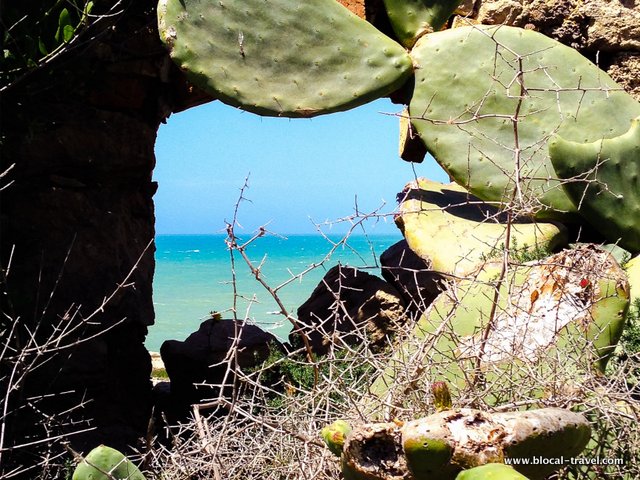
[160, 318, 281, 420]
[380, 240, 446, 316]
[476, 0, 640, 51]
[0, 0, 210, 464]
[607, 52, 640, 102]
[291, 265, 407, 355]
[474, 0, 640, 101]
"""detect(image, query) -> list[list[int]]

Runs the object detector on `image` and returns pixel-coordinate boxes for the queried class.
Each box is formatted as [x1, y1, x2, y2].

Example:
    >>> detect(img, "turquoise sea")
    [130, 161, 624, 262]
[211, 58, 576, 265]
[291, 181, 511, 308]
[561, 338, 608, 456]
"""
[146, 234, 402, 351]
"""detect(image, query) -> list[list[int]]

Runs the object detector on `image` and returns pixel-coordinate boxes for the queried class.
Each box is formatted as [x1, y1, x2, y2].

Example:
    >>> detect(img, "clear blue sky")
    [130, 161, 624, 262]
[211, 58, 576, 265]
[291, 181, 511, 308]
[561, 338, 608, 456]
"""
[153, 98, 448, 235]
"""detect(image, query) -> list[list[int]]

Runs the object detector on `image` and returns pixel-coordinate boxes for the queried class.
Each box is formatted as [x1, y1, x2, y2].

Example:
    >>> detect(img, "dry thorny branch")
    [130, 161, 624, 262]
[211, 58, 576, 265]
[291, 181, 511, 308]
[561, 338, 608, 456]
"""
[0, 239, 154, 479]
[141, 177, 639, 480]
[3, 26, 639, 478]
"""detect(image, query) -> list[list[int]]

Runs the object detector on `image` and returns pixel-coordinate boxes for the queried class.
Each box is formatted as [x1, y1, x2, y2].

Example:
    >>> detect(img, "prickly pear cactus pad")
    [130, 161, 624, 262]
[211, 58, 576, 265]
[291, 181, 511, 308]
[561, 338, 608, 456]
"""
[627, 255, 640, 306]
[409, 25, 640, 218]
[382, 0, 463, 48]
[72, 445, 147, 480]
[369, 245, 629, 409]
[396, 178, 567, 276]
[157, 0, 413, 117]
[549, 117, 640, 253]
[342, 422, 408, 480]
[455, 463, 529, 480]
[339, 408, 589, 480]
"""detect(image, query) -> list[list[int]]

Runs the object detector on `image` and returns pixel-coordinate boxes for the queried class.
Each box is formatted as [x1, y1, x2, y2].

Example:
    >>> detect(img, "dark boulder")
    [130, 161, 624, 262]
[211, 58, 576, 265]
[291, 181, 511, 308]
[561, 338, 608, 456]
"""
[160, 317, 282, 421]
[380, 240, 446, 316]
[290, 265, 407, 355]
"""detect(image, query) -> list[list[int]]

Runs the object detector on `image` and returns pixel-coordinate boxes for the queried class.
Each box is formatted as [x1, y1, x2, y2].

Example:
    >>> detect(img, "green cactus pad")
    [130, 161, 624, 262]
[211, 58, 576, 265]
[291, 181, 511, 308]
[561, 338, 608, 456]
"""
[369, 245, 629, 406]
[401, 408, 588, 480]
[498, 409, 591, 479]
[396, 178, 568, 276]
[72, 445, 146, 480]
[409, 25, 640, 219]
[455, 463, 529, 480]
[158, 0, 413, 117]
[549, 118, 640, 253]
[382, 0, 463, 48]
[627, 255, 640, 306]
[339, 408, 587, 480]
[321, 420, 352, 457]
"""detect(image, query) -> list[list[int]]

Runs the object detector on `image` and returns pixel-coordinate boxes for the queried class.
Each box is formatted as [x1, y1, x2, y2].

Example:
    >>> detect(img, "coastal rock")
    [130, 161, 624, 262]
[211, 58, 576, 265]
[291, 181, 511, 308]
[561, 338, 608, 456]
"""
[380, 240, 446, 316]
[160, 317, 281, 419]
[290, 265, 407, 355]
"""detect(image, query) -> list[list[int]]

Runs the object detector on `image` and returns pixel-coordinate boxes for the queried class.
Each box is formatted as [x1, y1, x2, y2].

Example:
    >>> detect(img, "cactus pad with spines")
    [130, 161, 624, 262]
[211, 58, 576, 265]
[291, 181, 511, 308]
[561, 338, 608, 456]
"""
[382, 0, 463, 48]
[455, 463, 529, 479]
[549, 117, 640, 253]
[408, 25, 640, 218]
[369, 245, 629, 406]
[396, 178, 568, 276]
[157, 0, 413, 117]
[72, 445, 146, 480]
[338, 407, 589, 480]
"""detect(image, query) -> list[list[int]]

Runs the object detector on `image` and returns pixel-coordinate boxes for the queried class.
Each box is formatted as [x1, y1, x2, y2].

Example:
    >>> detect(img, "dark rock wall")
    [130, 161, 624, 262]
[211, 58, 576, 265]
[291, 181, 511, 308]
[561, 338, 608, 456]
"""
[0, 0, 209, 463]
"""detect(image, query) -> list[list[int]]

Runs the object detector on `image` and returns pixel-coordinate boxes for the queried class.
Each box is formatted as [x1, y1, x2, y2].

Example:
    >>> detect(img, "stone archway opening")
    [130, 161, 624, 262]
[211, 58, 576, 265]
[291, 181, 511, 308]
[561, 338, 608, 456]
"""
[148, 98, 447, 352]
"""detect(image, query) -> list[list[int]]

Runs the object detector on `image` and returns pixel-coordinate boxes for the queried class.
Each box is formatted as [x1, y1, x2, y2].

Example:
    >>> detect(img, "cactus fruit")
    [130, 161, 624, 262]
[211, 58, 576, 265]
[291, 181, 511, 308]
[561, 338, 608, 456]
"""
[549, 117, 640, 253]
[321, 420, 352, 457]
[72, 445, 146, 480]
[408, 25, 640, 219]
[157, 0, 413, 118]
[338, 407, 589, 480]
[369, 245, 629, 405]
[455, 463, 529, 480]
[382, 0, 463, 48]
[431, 381, 453, 411]
[395, 178, 568, 276]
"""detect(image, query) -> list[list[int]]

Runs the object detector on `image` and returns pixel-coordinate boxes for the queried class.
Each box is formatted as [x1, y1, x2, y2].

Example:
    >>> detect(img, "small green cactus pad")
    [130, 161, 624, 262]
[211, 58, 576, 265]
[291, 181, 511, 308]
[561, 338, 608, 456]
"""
[321, 420, 352, 457]
[549, 118, 640, 253]
[455, 463, 529, 480]
[396, 178, 568, 276]
[409, 25, 640, 218]
[627, 255, 640, 306]
[72, 445, 146, 480]
[382, 0, 463, 48]
[158, 0, 413, 117]
[369, 245, 629, 407]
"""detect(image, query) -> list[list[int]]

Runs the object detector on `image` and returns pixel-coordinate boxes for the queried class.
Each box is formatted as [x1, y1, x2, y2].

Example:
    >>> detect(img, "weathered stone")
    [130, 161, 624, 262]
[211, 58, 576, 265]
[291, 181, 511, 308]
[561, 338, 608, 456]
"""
[380, 240, 445, 316]
[0, 0, 209, 468]
[455, 0, 477, 17]
[337, 0, 366, 18]
[476, 0, 523, 25]
[476, 0, 640, 52]
[160, 318, 281, 419]
[608, 52, 640, 102]
[291, 265, 407, 355]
